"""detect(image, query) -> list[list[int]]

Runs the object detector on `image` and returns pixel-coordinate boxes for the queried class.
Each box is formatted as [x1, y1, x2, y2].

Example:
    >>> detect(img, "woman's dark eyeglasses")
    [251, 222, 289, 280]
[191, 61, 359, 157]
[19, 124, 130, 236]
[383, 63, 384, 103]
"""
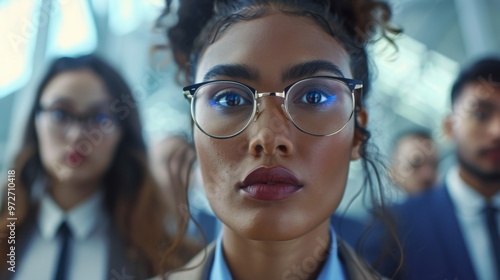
[36, 107, 119, 133]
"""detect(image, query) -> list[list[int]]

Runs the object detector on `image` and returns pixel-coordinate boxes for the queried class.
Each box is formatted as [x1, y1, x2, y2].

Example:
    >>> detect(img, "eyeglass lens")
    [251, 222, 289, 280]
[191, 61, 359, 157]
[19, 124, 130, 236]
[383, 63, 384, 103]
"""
[40, 108, 116, 132]
[191, 77, 354, 138]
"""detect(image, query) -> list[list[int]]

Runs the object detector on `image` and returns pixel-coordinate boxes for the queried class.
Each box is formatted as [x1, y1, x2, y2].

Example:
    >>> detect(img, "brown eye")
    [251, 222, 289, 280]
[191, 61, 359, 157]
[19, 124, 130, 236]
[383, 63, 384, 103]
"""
[212, 90, 252, 108]
[49, 108, 71, 123]
[473, 110, 491, 121]
[295, 87, 337, 105]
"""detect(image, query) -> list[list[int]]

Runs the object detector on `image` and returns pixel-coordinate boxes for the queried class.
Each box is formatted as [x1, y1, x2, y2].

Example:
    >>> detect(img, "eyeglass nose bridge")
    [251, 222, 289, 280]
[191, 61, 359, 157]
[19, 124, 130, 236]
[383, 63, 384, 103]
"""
[63, 115, 96, 132]
[253, 91, 290, 123]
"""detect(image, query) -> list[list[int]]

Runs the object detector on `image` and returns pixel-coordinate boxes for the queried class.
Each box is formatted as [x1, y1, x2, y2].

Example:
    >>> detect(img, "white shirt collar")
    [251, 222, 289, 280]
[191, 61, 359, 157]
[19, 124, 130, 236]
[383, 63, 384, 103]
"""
[209, 226, 346, 280]
[446, 166, 500, 217]
[38, 189, 105, 240]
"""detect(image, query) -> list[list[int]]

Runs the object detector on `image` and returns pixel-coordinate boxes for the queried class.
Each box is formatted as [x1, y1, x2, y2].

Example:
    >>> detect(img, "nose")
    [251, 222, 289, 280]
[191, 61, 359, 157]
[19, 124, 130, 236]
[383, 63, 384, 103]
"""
[248, 97, 294, 157]
[65, 121, 86, 143]
[487, 114, 500, 140]
[418, 163, 437, 184]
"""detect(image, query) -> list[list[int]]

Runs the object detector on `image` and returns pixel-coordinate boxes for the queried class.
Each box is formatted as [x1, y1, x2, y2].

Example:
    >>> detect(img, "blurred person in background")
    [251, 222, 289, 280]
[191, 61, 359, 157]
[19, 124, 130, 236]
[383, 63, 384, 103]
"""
[149, 134, 221, 243]
[149, 135, 196, 220]
[366, 57, 500, 280]
[0, 55, 194, 280]
[389, 130, 438, 196]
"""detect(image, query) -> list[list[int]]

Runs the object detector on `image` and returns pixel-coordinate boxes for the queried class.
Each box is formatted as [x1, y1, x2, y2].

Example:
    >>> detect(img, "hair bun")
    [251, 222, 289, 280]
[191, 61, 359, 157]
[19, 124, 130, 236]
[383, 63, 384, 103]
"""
[330, 0, 400, 46]
[160, 0, 215, 68]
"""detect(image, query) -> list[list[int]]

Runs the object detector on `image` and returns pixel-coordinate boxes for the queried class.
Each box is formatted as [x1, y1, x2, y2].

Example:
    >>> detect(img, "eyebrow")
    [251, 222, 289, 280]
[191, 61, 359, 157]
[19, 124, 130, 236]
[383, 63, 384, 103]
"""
[282, 60, 345, 81]
[203, 64, 260, 81]
[474, 100, 496, 109]
[41, 97, 113, 111]
[476, 100, 493, 106]
[202, 59, 345, 83]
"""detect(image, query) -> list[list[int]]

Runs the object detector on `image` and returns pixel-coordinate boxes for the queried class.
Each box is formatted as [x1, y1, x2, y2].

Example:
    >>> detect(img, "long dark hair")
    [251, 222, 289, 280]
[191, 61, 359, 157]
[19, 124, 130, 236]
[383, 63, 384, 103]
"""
[158, 0, 403, 276]
[0, 55, 191, 275]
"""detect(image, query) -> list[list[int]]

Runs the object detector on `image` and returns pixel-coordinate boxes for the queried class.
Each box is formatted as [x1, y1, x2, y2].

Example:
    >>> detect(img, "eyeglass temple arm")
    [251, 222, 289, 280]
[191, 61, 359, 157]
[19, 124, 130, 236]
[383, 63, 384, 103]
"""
[354, 84, 364, 111]
[183, 90, 193, 100]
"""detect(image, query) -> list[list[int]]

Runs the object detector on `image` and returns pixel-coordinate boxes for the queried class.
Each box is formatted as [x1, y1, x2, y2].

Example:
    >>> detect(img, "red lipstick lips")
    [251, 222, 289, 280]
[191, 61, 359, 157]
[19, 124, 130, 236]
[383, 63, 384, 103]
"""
[241, 166, 303, 201]
[66, 150, 85, 166]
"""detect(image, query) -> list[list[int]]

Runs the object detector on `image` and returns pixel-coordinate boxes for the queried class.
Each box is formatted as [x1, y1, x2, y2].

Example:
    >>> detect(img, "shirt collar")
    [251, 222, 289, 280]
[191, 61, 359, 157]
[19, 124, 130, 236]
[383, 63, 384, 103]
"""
[209, 226, 346, 280]
[316, 228, 346, 280]
[447, 166, 500, 217]
[38, 190, 105, 240]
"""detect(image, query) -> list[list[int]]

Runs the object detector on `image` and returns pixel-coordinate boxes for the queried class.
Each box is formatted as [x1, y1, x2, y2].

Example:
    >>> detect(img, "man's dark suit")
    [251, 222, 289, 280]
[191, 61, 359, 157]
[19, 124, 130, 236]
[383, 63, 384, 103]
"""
[366, 184, 478, 280]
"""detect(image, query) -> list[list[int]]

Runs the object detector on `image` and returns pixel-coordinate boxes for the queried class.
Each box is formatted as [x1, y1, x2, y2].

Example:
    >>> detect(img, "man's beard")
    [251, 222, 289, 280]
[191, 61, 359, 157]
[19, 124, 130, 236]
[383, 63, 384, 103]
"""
[457, 152, 500, 184]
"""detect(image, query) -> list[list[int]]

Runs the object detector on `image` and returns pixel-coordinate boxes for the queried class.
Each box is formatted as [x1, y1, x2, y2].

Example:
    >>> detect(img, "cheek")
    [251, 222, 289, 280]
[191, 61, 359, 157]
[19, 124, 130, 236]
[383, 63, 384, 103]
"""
[301, 125, 354, 180]
[454, 121, 480, 151]
[36, 125, 62, 168]
[89, 131, 121, 163]
[298, 125, 354, 216]
[194, 131, 244, 196]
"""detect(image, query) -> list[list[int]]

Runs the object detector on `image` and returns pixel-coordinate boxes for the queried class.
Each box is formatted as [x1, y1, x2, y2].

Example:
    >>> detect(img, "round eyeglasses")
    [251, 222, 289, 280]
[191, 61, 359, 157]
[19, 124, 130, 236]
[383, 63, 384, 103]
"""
[183, 76, 363, 139]
[36, 107, 119, 133]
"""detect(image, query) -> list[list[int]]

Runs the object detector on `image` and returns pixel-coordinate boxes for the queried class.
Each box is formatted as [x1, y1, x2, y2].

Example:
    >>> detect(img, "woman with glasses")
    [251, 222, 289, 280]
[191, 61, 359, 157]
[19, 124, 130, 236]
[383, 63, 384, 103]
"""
[158, 0, 401, 279]
[0, 55, 195, 280]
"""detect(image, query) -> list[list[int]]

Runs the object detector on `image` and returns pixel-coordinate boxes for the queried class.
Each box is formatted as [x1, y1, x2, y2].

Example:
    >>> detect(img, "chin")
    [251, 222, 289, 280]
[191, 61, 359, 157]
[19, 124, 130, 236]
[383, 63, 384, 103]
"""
[225, 212, 318, 241]
[238, 226, 308, 242]
[55, 167, 100, 183]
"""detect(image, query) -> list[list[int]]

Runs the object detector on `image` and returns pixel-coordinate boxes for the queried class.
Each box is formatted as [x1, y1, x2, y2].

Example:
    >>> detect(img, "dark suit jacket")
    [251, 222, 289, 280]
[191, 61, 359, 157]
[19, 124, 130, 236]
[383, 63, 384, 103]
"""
[2, 214, 149, 280]
[331, 214, 366, 249]
[162, 238, 386, 280]
[365, 184, 477, 280]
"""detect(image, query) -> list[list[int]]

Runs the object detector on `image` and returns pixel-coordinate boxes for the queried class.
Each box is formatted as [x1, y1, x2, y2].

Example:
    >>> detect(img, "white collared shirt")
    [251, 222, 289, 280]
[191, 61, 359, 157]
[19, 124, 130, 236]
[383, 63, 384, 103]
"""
[14, 190, 109, 280]
[446, 166, 500, 280]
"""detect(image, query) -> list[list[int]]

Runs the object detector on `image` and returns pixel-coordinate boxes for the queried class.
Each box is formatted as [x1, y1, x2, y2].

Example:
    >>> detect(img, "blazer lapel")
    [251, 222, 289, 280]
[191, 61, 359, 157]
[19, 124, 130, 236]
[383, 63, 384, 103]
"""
[338, 238, 387, 280]
[166, 243, 215, 280]
[107, 224, 149, 280]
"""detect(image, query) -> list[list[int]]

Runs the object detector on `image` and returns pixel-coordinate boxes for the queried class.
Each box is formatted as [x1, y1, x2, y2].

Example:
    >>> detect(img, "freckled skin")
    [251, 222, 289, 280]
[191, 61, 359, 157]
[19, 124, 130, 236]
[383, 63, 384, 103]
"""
[193, 11, 366, 280]
[195, 12, 359, 241]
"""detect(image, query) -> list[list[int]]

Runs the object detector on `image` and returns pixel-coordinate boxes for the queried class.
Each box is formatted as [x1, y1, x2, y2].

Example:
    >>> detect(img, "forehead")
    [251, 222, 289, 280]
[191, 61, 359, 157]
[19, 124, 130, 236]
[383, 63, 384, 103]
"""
[396, 136, 435, 155]
[40, 69, 110, 107]
[456, 82, 500, 107]
[196, 12, 352, 83]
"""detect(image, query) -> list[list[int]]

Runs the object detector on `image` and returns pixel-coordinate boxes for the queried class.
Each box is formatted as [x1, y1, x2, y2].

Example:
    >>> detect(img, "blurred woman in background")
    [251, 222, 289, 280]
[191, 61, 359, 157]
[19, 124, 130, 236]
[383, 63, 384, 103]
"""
[0, 55, 194, 280]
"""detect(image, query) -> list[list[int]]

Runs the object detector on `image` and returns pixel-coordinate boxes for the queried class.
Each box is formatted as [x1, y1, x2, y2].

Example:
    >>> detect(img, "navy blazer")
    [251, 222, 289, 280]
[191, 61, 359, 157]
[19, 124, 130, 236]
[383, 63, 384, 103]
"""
[331, 214, 366, 249]
[365, 184, 478, 280]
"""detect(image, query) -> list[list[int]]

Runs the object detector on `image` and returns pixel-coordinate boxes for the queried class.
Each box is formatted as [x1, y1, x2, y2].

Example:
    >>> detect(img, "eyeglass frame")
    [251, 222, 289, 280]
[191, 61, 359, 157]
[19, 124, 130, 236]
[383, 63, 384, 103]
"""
[183, 76, 363, 139]
[35, 105, 120, 133]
